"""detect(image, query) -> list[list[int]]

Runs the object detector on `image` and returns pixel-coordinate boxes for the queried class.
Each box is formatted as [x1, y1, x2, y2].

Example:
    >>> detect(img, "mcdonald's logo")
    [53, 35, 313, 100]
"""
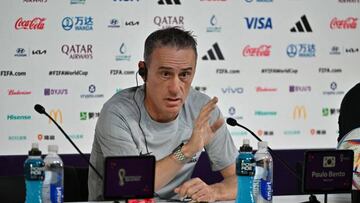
[293, 106, 307, 119]
[49, 109, 63, 124]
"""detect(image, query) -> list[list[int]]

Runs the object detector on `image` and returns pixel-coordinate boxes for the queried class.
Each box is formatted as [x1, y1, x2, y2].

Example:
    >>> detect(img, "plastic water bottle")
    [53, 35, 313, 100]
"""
[253, 141, 273, 203]
[236, 139, 255, 203]
[24, 143, 45, 203]
[42, 145, 64, 203]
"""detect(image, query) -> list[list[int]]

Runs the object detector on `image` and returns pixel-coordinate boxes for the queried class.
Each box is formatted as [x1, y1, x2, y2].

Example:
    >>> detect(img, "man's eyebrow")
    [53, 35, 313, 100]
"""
[158, 67, 194, 71]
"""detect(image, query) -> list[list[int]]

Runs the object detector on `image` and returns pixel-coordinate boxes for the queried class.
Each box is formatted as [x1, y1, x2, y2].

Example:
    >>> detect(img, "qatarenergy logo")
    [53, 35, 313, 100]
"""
[7, 114, 32, 120]
[8, 135, 27, 141]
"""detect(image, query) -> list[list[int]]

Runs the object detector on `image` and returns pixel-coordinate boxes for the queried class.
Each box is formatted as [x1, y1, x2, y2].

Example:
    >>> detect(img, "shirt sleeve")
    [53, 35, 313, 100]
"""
[204, 107, 238, 171]
[95, 104, 141, 157]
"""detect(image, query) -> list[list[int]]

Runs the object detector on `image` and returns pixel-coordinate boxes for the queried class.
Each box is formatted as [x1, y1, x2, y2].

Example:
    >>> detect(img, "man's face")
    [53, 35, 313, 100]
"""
[144, 46, 196, 122]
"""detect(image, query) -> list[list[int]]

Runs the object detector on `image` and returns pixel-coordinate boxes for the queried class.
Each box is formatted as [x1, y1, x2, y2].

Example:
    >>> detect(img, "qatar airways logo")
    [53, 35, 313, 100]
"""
[243, 45, 271, 57]
[15, 17, 46, 30]
[61, 44, 93, 59]
[153, 16, 184, 28]
[330, 17, 357, 29]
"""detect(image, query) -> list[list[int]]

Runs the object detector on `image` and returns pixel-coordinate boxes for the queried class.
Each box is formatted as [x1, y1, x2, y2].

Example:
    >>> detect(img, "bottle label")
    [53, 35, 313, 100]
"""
[29, 166, 44, 180]
[260, 179, 272, 201]
[50, 184, 63, 203]
[240, 161, 255, 176]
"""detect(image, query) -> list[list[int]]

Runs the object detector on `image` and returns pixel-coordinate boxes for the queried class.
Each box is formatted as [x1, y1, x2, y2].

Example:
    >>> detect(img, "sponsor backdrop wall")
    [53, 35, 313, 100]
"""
[0, 0, 359, 155]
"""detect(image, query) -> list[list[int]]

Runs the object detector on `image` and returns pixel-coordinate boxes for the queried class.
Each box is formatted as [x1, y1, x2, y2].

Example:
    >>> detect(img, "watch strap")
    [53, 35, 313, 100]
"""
[172, 142, 188, 163]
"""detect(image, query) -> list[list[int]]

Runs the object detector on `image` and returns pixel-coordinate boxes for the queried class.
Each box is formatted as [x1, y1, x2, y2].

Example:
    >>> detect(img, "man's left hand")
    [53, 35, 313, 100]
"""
[174, 178, 216, 202]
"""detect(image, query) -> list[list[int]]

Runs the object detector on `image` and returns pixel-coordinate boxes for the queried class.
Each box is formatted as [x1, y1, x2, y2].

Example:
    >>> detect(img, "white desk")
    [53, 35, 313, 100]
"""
[273, 193, 351, 203]
[68, 193, 352, 203]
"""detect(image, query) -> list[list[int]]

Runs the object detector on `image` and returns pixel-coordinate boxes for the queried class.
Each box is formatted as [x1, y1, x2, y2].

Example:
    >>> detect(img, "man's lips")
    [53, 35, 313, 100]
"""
[165, 98, 182, 106]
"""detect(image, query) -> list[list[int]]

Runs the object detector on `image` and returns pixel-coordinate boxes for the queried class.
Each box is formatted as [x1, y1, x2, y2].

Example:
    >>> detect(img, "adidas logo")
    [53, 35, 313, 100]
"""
[290, 15, 312, 32]
[202, 43, 224, 60]
[158, 0, 181, 5]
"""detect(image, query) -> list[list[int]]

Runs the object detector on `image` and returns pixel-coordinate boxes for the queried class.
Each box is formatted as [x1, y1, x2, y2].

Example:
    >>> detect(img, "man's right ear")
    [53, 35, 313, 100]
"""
[138, 61, 147, 81]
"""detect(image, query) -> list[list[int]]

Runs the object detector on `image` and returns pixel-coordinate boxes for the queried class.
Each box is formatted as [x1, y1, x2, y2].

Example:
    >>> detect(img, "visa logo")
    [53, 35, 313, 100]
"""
[221, 87, 244, 94]
[245, 17, 272, 29]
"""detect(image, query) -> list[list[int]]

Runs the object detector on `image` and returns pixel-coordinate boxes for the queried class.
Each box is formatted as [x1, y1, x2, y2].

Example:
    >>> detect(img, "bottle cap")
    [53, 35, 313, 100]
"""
[48, 145, 58, 153]
[29, 142, 42, 156]
[31, 142, 39, 149]
[240, 139, 252, 152]
[243, 139, 250, 145]
[258, 141, 268, 149]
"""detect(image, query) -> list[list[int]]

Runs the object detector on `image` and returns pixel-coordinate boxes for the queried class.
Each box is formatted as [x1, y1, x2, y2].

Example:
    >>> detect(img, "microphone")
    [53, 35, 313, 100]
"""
[34, 104, 103, 180]
[34, 104, 46, 114]
[226, 117, 301, 182]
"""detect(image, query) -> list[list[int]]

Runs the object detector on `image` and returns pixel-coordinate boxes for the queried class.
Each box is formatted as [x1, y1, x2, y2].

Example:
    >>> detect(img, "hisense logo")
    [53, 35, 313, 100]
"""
[7, 114, 32, 120]
[255, 111, 277, 116]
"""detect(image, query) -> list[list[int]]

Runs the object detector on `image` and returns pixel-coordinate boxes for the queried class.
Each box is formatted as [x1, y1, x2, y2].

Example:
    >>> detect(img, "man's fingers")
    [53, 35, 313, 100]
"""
[186, 180, 206, 197]
[210, 118, 224, 133]
[174, 178, 203, 198]
[192, 187, 215, 202]
[194, 115, 211, 128]
[198, 97, 218, 118]
[196, 97, 218, 126]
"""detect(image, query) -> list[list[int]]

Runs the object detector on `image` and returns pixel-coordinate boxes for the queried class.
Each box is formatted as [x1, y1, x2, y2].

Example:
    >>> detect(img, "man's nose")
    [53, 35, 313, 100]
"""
[168, 76, 181, 95]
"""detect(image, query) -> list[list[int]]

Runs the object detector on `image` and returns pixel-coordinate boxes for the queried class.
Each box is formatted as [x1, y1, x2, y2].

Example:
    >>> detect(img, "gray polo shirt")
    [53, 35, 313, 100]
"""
[88, 85, 238, 200]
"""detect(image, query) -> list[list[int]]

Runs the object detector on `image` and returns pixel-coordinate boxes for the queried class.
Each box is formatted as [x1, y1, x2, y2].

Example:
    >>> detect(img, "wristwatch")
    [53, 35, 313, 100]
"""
[172, 142, 188, 163]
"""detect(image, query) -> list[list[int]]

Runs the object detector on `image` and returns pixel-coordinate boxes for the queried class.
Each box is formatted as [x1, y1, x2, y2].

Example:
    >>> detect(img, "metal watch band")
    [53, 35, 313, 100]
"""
[172, 143, 187, 163]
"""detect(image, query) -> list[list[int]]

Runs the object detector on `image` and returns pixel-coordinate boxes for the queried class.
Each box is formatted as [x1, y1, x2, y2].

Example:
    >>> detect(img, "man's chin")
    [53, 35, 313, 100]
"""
[164, 105, 182, 115]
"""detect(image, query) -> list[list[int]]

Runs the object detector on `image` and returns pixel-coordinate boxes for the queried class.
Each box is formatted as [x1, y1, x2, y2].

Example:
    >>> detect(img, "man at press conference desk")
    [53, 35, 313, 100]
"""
[88, 27, 238, 202]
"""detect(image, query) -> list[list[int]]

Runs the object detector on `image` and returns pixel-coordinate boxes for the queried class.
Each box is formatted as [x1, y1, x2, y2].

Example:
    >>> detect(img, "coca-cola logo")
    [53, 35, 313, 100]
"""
[330, 17, 357, 29]
[243, 45, 271, 57]
[15, 17, 46, 30]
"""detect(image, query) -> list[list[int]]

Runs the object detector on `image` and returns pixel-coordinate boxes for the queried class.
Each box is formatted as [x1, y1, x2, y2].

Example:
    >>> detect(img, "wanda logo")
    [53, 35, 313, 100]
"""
[330, 17, 357, 29]
[15, 17, 46, 30]
[243, 45, 271, 57]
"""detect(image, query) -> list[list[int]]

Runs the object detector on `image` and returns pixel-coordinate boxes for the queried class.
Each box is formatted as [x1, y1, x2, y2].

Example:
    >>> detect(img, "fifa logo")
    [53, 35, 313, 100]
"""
[49, 109, 63, 124]
[293, 106, 307, 119]
[118, 168, 126, 186]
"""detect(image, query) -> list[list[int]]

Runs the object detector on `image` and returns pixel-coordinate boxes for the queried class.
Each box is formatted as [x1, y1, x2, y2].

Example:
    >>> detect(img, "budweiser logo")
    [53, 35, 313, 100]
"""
[256, 87, 277, 92]
[330, 17, 357, 29]
[15, 17, 46, 30]
[243, 45, 271, 57]
[8, 89, 32, 95]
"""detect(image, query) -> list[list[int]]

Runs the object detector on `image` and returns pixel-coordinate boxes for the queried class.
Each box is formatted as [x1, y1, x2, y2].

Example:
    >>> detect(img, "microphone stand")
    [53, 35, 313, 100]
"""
[35, 105, 103, 180]
[301, 194, 321, 203]
[227, 118, 320, 203]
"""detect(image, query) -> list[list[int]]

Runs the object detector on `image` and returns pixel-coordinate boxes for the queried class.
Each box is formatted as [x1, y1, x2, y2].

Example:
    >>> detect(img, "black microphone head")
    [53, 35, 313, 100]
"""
[34, 104, 46, 114]
[226, 117, 238, 126]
